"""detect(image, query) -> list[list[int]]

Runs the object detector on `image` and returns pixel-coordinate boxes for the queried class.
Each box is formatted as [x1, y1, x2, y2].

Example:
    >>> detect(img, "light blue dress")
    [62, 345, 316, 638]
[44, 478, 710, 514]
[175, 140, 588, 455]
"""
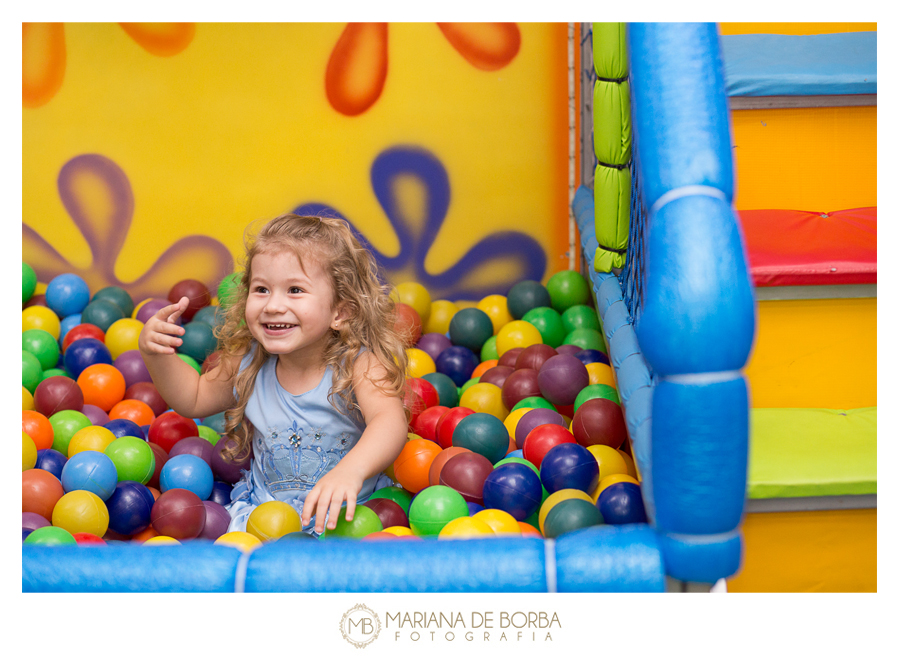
[225, 348, 393, 535]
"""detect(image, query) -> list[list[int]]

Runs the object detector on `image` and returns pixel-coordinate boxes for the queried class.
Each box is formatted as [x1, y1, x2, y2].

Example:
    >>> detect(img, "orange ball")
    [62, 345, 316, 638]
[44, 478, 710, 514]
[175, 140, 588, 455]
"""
[392, 438, 443, 493]
[77, 364, 126, 412]
[428, 446, 471, 487]
[394, 303, 423, 347]
[471, 359, 498, 379]
[109, 398, 156, 426]
[23, 468, 65, 521]
[518, 521, 543, 537]
[131, 525, 159, 542]
[22, 410, 54, 450]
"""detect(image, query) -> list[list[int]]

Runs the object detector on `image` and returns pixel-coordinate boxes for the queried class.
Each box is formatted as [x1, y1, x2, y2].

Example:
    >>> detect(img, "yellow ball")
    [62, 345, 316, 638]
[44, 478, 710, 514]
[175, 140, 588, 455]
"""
[473, 508, 521, 535]
[68, 426, 117, 458]
[586, 362, 616, 387]
[143, 535, 182, 545]
[52, 490, 109, 537]
[438, 515, 495, 539]
[393, 282, 432, 326]
[538, 489, 593, 535]
[619, 450, 638, 478]
[104, 318, 144, 360]
[586, 445, 630, 482]
[23, 431, 37, 471]
[496, 320, 543, 356]
[246, 501, 302, 542]
[591, 473, 641, 503]
[502, 407, 534, 442]
[23, 386, 34, 411]
[215, 531, 263, 552]
[382, 525, 415, 537]
[406, 347, 436, 378]
[459, 382, 508, 421]
[22, 306, 61, 339]
[425, 300, 459, 335]
[476, 294, 514, 335]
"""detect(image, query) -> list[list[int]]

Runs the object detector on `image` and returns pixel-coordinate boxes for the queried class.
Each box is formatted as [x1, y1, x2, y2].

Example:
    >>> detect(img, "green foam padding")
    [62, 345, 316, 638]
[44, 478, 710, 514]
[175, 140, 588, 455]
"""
[748, 407, 876, 499]
[593, 164, 631, 272]
[592, 22, 627, 79]
[593, 79, 632, 166]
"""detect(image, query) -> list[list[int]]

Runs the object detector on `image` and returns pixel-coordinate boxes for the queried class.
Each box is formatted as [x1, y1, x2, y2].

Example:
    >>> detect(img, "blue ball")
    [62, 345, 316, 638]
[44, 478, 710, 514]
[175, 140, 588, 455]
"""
[63, 337, 112, 379]
[596, 482, 647, 525]
[104, 418, 145, 440]
[45, 273, 91, 318]
[506, 449, 524, 460]
[58, 314, 82, 347]
[435, 345, 480, 387]
[201, 411, 227, 434]
[573, 349, 610, 367]
[35, 448, 68, 480]
[539, 443, 600, 495]
[208, 480, 233, 507]
[160, 453, 214, 500]
[60, 450, 119, 500]
[482, 463, 543, 521]
[466, 501, 485, 516]
[106, 481, 156, 535]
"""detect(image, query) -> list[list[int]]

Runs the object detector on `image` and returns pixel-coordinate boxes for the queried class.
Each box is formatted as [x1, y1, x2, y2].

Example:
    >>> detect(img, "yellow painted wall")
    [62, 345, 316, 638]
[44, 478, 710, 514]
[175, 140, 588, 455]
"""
[746, 298, 877, 409]
[718, 22, 876, 35]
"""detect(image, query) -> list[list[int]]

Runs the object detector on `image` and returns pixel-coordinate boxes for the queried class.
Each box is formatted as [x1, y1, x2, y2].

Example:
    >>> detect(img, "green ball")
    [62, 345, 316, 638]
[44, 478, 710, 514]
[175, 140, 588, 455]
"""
[563, 328, 606, 353]
[177, 353, 202, 374]
[197, 424, 221, 446]
[24, 526, 77, 546]
[23, 328, 60, 371]
[522, 307, 566, 348]
[23, 263, 37, 304]
[546, 270, 590, 314]
[561, 305, 601, 334]
[40, 368, 69, 383]
[506, 280, 551, 320]
[91, 286, 135, 318]
[105, 436, 156, 484]
[422, 372, 459, 408]
[573, 383, 620, 412]
[448, 307, 494, 353]
[368, 486, 413, 515]
[511, 396, 556, 412]
[49, 410, 92, 456]
[542, 498, 603, 539]
[321, 504, 383, 539]
[177, 321, 218, 364]
[22, 351, 43, 394]
[217, 272, 242, 310]
[480, 335, 499, 362]
[81, 299, 125, 333]
[459, 377, 480, 398]
[408, 485, 469, 536]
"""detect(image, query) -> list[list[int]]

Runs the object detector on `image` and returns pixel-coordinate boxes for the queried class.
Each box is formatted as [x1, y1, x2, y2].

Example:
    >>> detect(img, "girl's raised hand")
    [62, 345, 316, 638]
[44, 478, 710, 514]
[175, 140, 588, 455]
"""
[138, 297, 189, 355]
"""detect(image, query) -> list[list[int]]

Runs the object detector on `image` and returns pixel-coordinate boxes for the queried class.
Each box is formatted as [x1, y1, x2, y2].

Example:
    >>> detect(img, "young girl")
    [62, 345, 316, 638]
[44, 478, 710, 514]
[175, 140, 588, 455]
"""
[138, 213, 409, 535]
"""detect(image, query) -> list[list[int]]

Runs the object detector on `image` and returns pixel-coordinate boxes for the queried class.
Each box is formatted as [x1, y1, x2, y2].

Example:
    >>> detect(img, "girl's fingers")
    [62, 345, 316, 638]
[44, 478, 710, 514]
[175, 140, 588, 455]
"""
[344, 497, 356, 523]
[302, 490, 320, 527]
[326, 493, 345, 531]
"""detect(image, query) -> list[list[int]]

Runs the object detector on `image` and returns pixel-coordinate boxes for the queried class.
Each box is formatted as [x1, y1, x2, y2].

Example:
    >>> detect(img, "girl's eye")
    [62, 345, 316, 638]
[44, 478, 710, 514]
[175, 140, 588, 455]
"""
[254, 286, 268, 294]
[289, 287, 302, 294]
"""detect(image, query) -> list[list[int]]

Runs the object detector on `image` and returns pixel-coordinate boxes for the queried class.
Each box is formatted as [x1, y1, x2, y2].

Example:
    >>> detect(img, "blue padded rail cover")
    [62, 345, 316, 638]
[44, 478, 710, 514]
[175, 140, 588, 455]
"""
[720, 32, 876, 97]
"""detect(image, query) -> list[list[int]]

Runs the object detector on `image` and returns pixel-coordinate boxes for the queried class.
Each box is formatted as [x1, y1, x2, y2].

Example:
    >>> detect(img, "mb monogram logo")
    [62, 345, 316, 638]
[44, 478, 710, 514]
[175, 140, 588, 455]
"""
[340, 604, 382, 648]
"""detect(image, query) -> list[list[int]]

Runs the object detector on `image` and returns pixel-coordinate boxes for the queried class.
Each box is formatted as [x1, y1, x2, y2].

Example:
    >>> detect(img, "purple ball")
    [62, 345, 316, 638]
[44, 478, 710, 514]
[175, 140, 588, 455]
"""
[135, 298, 182, 326]
[537, 354, 589, 406]
[23, 512, 51, 532]
[555, 344, 582, 357]
[210, 437, 251, 484]
[168, 436, 214, 467]
[82, 404, 111, 426]
[416, 332, 453, 362]
[199, 501, 232, 540]
[515, 407, 567, 450]
[114, 349, 153, 389]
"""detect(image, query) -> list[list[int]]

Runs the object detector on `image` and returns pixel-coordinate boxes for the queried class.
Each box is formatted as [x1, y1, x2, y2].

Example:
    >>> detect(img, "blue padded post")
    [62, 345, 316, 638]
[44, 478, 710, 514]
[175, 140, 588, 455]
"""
[22, 543, 242, 592]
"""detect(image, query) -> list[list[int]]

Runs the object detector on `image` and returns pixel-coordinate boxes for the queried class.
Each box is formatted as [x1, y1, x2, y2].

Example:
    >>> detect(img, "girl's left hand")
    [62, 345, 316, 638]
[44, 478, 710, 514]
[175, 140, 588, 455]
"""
[301, 466, 365, 533]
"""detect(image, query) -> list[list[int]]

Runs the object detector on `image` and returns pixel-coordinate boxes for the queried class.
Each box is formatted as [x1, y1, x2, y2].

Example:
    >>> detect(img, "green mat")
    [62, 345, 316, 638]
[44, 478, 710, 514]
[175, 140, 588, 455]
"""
[748, 407, 877, 499]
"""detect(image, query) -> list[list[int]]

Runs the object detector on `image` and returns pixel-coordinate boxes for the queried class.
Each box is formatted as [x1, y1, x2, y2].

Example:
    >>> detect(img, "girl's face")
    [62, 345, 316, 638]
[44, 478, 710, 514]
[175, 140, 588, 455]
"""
[244, 248, 344, 362]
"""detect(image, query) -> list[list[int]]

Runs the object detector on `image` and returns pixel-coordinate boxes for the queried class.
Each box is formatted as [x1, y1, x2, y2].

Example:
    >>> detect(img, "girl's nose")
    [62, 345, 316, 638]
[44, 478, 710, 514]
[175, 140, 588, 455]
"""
[264, 293, 287, 313]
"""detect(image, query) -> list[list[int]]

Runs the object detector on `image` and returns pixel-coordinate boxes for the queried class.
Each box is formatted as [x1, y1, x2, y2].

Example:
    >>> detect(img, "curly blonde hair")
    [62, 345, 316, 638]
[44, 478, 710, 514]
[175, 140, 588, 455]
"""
[216, 213, 409, 462]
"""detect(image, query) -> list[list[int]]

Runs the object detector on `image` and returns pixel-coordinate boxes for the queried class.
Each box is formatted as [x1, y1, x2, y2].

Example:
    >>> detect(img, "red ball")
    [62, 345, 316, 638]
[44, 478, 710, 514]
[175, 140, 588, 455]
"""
[62, 323, 105, 353]
[411, 405, 450, 443]
[168, 279, 211, 322]
[151, 488, 206, 539]
[201, 351, 221, 375]
[404, 377, 439, 427]
[434, 407, 475, 450]
[72, 532, 107, 545]
[439, 451, 494, 505]
[523, 424, 577, 469]
[479, 365, 514, 389]
[148, 411, 199, 453]
[394, 303, 423, 347]
[537, 354, 589, 406]
[497, 347, 524, 368]
[124, 381, 169, 418]
[363, 497, 409, 528]
[571, 397, 627, 449]
[33, 375, 85, 417]
[500, 368, 542, 410]
[515, 344, 558, 371]
[22, 469, 65, 521]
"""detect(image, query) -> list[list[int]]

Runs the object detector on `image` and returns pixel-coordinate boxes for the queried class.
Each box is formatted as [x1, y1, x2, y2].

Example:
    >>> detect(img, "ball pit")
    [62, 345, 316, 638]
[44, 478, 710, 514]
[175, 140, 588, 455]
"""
[246, 501, 302, 541]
